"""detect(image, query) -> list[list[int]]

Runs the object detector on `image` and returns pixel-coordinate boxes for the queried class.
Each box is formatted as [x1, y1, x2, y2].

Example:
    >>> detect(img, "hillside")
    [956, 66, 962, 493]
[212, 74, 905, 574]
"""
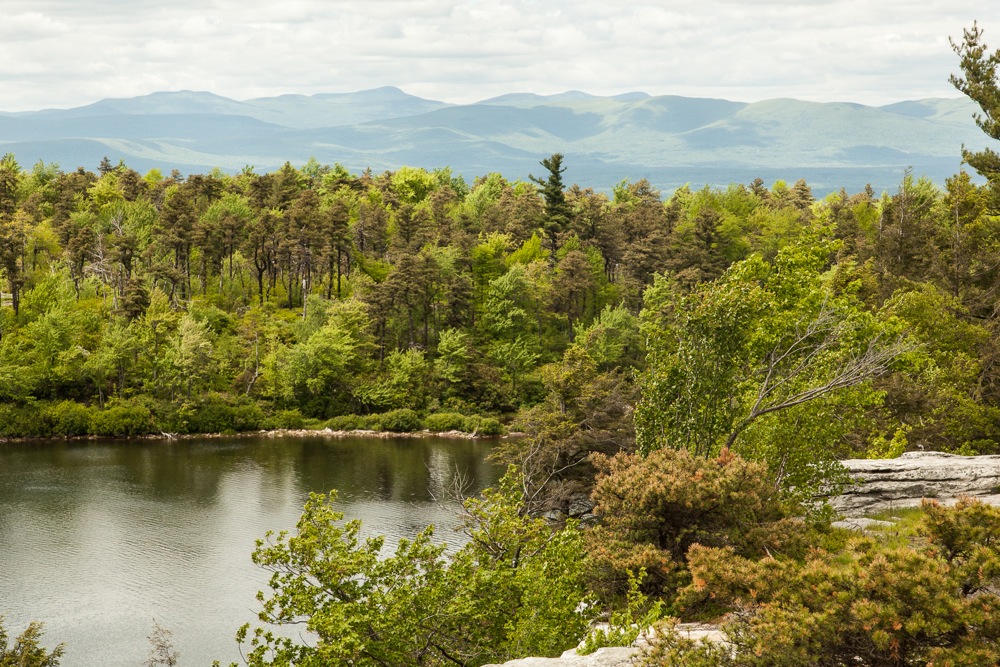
[0, 88, 989, 194]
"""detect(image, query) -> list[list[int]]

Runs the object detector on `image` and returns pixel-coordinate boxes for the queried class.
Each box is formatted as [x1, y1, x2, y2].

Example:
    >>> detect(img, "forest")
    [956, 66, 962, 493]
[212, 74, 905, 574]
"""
[4, 21, 1000, 667]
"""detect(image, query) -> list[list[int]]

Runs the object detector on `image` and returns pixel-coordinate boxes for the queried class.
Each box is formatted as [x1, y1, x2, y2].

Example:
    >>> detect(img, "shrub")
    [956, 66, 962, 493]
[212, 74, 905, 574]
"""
[267, 409, 306, 430]
[230, 402, 265, 432]
[182, 397, 266, 434]
[89, 404, 155, 437]
[0, 403, 50, 438]
[0, 617, 65, 666]
[44, 401, 92, 437]
[234, 468, 593, 666]
[587, 449, 810, 603]
[645, 498, 1000, 666]
[578, 569, 664, 655]
[326, 414, 357, 431]
[423, 412, 470, 432]
[185, 397, 238, 434]
[326, 414, 364, 431]
[471, 416, 503, 436]
[379, 408, 421, 433]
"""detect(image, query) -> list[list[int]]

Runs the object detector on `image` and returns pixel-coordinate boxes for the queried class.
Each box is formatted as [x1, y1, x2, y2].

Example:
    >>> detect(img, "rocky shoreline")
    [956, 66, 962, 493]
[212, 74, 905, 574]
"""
[0, 426, 514, 445]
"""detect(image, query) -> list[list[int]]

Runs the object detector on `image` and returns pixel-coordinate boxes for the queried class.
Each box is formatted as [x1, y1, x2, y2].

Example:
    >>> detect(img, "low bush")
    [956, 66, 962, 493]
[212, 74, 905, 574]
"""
[470, 416, 503, 436]
[326, 414, 364, 431]
[379, 408, 422, 433]
[45, 400, 93, 436]
[266, 409, 306, 430]
[586, 449, 811, 604]
[184, 396, 266, 434]
[423, 412, 470, 432]
[0, 402, 50, 438]
[645, 498, 1000, 666]
[89, 403, 155, 437]
[230, 402, 266, 432]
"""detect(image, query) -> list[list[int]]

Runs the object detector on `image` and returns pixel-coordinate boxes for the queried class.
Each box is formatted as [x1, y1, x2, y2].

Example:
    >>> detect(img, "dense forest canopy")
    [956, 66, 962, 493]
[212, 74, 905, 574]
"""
[1, 146, 1000, 469]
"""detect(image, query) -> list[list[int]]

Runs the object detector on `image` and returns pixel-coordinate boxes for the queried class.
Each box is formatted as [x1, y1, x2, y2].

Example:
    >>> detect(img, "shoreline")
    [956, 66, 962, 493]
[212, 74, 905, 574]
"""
[0, 427, 521, 446]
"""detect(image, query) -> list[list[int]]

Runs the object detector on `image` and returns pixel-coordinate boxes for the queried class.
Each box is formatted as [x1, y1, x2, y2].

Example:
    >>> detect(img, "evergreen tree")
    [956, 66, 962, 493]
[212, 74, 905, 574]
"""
[530, 153, 572, 256]
[951, 23, 1000, 186]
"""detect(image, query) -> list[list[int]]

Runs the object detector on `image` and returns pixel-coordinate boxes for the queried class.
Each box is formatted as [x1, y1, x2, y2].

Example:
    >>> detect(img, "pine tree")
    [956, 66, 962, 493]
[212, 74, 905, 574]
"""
[530, 153, 572, 255]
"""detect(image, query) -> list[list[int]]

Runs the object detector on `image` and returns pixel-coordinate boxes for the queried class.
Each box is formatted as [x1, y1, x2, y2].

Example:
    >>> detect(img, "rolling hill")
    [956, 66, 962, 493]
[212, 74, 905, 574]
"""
[0, 87, 990, 195]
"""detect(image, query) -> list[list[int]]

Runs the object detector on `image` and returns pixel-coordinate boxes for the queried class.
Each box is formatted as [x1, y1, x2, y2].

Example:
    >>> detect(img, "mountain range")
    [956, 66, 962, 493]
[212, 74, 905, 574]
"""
[0, 86, 990, 195]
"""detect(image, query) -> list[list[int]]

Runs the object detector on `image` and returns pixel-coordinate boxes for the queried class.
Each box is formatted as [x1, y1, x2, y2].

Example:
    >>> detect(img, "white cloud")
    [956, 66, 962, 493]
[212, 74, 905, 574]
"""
[0, 0, 995, 111]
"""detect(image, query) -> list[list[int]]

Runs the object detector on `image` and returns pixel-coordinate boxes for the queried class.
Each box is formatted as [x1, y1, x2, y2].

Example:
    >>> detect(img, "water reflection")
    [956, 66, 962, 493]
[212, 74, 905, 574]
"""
[0, 435, 500, 667]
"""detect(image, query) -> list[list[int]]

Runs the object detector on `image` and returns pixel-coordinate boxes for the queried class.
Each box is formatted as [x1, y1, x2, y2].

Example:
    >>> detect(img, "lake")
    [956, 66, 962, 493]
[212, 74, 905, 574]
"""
[0, 434, 500, 667]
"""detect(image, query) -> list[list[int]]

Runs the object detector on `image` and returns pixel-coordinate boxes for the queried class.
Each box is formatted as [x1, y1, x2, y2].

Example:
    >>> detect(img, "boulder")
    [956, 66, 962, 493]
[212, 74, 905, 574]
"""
[830, 451, 1000, 515]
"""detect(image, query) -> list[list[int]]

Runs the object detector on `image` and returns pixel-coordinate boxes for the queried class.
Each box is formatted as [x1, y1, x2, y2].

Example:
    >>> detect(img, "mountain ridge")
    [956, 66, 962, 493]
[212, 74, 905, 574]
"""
[0, 89, 989, 195]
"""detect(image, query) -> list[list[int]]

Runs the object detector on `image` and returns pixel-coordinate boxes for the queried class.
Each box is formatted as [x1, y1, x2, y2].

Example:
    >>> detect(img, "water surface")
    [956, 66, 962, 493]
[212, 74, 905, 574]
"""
[0, 435, 500, 667]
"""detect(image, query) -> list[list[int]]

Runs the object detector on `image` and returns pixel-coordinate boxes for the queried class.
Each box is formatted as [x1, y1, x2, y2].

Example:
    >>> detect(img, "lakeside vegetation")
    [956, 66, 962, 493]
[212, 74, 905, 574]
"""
[4, 20, 1000, 667]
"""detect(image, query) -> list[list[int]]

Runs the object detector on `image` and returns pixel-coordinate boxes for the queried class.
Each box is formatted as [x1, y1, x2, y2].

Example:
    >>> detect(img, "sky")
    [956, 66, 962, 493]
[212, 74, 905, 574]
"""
[0, 0, 996, 112]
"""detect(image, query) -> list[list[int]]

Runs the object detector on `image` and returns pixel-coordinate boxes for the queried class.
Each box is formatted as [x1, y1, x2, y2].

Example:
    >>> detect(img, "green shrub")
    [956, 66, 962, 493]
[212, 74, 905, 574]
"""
[579, 569, 664, 655]
[237, 467, 593, 665]
[0, 403, 50, 438]
[184, 396, 265, 434]
[379, 408, 421, 433]
[471, 416, 502, 436]
[586, 449, 810, 603]
[89, 403, 155, 437]
[186, 397, 238, 434]
[45, 400, 93, 436]
[326, 414, 364, 431]
[148, 400, 189, 434]
[358, 413, 383, 430]
[647, 498, 1000, 666]
[423, 412, 470, 432]
[267, 409, 305, 430]
[230, 402, 265, 432]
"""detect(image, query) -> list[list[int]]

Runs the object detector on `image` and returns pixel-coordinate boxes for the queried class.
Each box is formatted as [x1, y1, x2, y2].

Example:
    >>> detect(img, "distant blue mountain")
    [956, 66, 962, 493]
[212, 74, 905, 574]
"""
[0, 88, 989, 195]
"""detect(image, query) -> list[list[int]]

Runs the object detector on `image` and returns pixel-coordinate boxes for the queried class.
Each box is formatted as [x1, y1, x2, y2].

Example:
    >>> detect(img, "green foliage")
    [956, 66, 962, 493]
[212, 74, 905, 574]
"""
[467, 415, 502, 436]
[182, 395, 265, 434]
[89, 402, 155, 437]
[0, 618, 64, 667]
[636, 238, 909, 493]
[648, 498, 1000, 666]
[573, 304, 642, 370]
[586, 449, 812, 603]
[578, 569, 664, 655]
[950, 23, 1000, 184]
[266, 408, 305, 430]
[44, 400, 92, 436]
[423, 411, 471, 432]
[225, 468, 593, 667]
[3, 152, 1000, 460]
[0, 402, 50, 437]
[356, 349, 432, 412]
[325, 413, 383, 431]
[378, 408, 422, 433]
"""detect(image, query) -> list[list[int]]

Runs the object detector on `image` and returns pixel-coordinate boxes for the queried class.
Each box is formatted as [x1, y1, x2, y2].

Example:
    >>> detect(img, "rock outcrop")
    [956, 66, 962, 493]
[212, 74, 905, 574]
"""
[830, 451, 1000, 515]
[481, 624, 724, 667]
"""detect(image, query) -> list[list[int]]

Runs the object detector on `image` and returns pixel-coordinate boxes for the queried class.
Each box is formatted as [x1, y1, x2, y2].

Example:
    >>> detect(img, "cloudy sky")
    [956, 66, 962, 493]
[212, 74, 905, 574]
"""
[0, 0, 995, 112]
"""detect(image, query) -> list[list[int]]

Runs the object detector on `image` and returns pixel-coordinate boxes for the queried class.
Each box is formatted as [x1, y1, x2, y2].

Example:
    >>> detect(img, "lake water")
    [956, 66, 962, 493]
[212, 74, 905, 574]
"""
[0, 435, 500, 667]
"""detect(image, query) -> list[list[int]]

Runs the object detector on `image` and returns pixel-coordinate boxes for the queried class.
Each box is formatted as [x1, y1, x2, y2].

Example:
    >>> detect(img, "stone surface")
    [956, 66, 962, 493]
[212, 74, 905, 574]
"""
[482, 646, 637, 667]
[481, 623, 723, 667]
[830, 451, 1000, 515]
[830, 517, 896, 531]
